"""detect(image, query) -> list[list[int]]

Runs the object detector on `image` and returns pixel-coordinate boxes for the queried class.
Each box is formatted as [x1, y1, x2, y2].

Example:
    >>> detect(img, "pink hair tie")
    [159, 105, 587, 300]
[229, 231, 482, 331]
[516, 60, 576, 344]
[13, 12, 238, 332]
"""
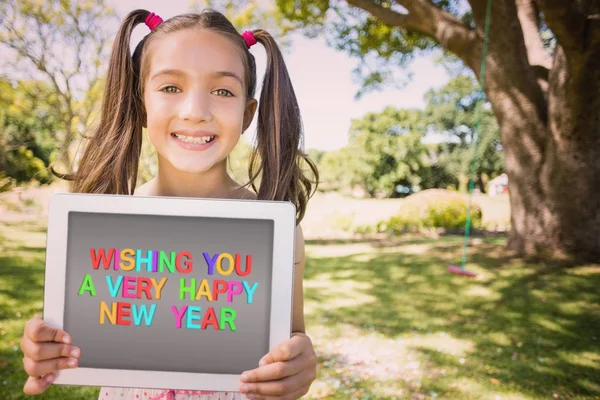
[242, 30, 257, 48]
[145, 12, 163, 31]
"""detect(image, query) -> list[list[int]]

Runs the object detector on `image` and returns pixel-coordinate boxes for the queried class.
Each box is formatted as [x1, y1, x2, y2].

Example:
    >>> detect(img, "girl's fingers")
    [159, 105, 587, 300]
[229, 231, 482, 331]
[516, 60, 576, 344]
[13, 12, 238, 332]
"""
[242, 354, 305, 383]
[241, 367, 315, 397]
[23, 355, 78, 378]
[25, 316, 71, 344]
[22, 374, 54, 395]
[21, 339, 80, 362]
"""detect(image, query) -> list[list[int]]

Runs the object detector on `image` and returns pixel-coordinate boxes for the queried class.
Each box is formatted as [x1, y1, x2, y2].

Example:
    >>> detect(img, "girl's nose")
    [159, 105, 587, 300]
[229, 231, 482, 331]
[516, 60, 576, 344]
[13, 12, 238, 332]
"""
[178, 91, 213, 123]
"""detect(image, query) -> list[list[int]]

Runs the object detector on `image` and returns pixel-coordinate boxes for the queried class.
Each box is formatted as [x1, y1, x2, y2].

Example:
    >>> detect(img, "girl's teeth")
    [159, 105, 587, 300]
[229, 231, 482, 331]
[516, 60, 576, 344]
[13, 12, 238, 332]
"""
[174, 134, 215, 144]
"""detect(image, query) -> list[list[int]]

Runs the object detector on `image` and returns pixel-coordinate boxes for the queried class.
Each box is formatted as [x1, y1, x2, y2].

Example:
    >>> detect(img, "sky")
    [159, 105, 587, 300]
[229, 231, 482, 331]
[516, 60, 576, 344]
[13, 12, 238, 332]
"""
[108, 0, 450, 151]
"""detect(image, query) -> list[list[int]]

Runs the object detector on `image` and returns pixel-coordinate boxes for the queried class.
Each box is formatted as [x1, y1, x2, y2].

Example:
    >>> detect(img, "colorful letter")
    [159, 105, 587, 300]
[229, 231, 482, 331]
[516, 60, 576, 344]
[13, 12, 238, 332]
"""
[121, 276, 137, 299]
[136, 249, 153, 272]
[186, 306, 202, 329]
[152, 250, 159, 272]
[227, 281, 243, 302]
[216, 253, 235, 276]
[212, 280, 228, 301]
[176, 251, 193, 274]
[203, 252, 219, 275]
[120, 249, 135, 271]
[90, 248, 114, 270]
[137, 277, 153, 300]
[78, 274, 96, 296]
[201, 307, 220, 330]
[132, 304, 156, 326]
[106, 275, 123, 298]
[99, 301, 116, 324]
[113, 248, 120, 270]
[180, 278, 196, 300]
[116, 302, 131, 325]
[159, 251, 175, 273]
[171, 305, 188, 329]
[242, 281, 259, 304]
[195, 279, 213, 301]
[151, 277, 167, 300]
[235, 254, 252, 276]
[220, 308, 237, 331]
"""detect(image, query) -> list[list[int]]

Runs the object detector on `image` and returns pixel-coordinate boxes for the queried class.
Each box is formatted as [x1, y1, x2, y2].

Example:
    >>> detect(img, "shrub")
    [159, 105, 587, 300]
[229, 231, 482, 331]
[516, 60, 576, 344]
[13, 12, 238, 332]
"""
[385, 189, 482, 234]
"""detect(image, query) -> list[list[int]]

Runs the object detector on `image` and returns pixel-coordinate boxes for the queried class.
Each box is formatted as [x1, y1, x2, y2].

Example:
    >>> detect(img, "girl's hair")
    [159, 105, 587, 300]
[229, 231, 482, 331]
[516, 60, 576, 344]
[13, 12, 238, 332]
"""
[56, 9, 318, 223]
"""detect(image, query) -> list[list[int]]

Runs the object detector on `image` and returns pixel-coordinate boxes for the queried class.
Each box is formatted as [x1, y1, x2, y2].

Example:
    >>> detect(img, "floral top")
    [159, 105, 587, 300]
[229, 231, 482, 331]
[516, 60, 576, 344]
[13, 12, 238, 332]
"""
[98, 387, 248, 400]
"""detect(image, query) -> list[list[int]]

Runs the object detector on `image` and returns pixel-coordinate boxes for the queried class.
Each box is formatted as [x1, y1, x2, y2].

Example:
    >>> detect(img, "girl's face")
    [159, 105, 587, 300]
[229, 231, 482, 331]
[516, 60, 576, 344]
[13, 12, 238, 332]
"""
[143, 28, 256, 176]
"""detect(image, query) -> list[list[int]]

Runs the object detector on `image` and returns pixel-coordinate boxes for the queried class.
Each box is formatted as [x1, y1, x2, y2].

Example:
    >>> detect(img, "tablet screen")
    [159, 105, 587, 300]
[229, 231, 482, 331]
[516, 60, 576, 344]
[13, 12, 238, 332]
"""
[63, 211, 274, 375]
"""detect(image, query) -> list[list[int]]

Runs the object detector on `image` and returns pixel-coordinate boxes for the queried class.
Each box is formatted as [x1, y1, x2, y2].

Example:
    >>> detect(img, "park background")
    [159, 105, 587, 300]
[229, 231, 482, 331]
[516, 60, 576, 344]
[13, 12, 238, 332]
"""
[0, 0, 598, 399]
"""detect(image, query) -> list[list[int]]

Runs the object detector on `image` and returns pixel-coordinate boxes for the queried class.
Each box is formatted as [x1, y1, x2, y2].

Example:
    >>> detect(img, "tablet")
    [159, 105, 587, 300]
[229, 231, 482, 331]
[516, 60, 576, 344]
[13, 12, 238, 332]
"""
[43, 193, 296, 392]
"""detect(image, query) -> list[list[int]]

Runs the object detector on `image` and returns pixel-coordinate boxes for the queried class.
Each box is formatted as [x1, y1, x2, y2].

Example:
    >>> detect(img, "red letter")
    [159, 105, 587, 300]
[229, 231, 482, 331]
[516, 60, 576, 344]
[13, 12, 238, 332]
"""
[212, 280, 228, 301]
[235, 254, 252, 276]
[137, 277, 153, 300]
[176, 251, 193, 274]
[90, 248, 115, 270]
[201, 307, 220, 330]
[116, 302, 131, 325]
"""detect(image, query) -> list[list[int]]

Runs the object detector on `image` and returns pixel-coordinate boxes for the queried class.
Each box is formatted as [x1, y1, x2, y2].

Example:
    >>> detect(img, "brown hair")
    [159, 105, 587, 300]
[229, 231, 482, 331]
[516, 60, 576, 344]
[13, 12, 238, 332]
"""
[56, 9, 318, 223]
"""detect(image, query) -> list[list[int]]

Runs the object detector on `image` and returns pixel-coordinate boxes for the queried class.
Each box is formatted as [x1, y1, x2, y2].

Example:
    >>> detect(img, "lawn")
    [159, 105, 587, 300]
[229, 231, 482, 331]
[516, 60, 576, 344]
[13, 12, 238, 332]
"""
[0, 195, 598, 399]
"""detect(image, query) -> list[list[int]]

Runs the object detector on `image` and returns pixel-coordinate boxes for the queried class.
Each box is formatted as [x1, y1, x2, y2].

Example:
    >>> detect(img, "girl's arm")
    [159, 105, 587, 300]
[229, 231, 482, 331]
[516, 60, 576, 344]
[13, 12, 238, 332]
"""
[292, 224, 306, 334]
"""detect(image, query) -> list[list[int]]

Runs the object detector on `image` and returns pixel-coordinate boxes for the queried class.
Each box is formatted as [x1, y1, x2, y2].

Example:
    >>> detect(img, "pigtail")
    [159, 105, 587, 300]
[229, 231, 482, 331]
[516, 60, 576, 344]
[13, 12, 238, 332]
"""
[67, 10, 151, 194]
[248, 30, 318, 223]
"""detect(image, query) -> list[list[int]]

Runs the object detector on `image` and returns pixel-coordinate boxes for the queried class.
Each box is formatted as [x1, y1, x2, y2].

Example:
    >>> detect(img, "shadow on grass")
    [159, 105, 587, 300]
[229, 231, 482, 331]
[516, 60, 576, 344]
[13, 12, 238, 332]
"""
[304, 237, 600, 398]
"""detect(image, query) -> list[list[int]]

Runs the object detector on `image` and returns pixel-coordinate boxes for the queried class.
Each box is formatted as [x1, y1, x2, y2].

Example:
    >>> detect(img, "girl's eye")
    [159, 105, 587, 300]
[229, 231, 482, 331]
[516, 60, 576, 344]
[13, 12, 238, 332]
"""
[161, 86, 180, 94]
[213, 89, 233, 97]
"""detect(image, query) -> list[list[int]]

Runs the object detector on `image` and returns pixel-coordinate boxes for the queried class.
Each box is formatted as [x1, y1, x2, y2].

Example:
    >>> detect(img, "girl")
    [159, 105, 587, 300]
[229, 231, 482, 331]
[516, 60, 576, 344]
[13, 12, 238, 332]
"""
[19, 8, 318, 400]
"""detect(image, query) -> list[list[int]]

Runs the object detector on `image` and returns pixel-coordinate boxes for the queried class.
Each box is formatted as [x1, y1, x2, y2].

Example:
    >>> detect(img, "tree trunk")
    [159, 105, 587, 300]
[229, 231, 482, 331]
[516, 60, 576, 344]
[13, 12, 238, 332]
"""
[470, 1, 600, 263]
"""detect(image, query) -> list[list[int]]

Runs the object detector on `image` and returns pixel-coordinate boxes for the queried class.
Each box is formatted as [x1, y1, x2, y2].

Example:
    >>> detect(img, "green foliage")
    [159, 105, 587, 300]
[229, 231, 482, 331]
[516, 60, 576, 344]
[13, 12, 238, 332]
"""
[0, 79, 57, 188]
[0, 0, 116, 173]
[423, 75, 503, 192]
[318, 107, 429, 197]
[385, 189, 482, 234]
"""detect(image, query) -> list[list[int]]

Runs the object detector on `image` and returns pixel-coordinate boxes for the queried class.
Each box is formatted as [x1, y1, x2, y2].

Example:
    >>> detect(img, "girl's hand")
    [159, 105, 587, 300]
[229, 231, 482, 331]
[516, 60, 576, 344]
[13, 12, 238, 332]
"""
[20, 315, 81, 395]
[239, 332, 317, 399]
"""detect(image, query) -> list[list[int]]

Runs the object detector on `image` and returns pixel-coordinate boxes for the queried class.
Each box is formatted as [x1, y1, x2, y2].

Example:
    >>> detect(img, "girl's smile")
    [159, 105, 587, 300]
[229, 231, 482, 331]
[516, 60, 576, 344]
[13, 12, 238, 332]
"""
[171, 130, 217, 151]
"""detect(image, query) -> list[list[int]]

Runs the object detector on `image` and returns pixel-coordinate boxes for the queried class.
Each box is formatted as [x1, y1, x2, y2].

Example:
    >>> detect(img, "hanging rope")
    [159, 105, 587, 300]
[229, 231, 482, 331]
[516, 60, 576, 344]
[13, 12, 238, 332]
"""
[458, 0, 494, 272]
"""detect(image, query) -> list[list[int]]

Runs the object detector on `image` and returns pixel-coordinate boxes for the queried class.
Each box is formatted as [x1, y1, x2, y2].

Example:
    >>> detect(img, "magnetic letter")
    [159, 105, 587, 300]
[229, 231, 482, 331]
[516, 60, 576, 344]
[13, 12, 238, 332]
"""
[227, 281, 243, 302]
[90, 248, 114, 270]
[180, 278, 196, 300]
[220, 308, 237, 331]
[78, 274, 96, 296]
[235, 254, 252, 276]
[116, 302, 131, 325]
[99, 301, 116, 325]
[242, 281, 259, 304]
[121, 276, 137, 299]
[151, 277, 167, 300]
[203, 252, 219, 275]
[186, 306, 202, 329]
[201, 307, 220, 330]
[106, 275, 124, 298]
[194, 279, 213, 301]
[171, 305, 188, 329]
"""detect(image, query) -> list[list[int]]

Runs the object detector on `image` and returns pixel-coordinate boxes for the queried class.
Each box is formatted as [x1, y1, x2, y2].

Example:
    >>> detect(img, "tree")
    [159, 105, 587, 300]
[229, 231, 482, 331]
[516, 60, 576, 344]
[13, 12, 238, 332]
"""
[318, 107, 428, 197]
[424, 75, 503, 193]
[275, 0, 600, 262]
[0, 78, 57, 187]
[0, 0, 116, 174]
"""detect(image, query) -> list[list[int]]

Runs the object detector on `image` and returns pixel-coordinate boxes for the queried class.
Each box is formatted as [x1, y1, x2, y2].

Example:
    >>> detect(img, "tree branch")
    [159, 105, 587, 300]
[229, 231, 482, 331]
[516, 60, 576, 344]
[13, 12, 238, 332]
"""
[516, 0, 552, 93]
[346, 0, 479, 66]
[536, 0, 586, 54]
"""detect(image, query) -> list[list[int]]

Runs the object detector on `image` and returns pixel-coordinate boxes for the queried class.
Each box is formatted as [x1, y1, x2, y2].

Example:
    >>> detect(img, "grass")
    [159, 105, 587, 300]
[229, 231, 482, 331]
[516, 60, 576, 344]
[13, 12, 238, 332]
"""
[1, 196, 599, 399]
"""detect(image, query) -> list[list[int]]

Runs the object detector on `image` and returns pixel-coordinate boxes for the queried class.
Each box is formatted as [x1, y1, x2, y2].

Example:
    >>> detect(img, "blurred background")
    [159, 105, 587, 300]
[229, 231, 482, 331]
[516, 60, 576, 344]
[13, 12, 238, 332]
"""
[0, 0, 598, 399]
